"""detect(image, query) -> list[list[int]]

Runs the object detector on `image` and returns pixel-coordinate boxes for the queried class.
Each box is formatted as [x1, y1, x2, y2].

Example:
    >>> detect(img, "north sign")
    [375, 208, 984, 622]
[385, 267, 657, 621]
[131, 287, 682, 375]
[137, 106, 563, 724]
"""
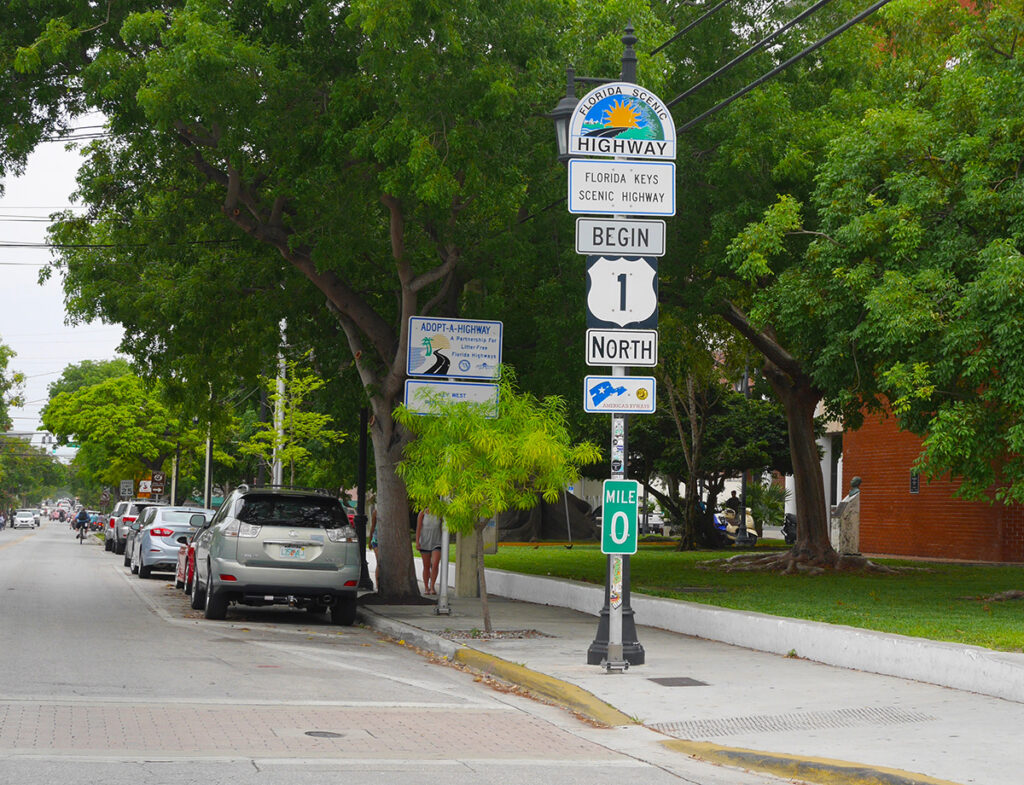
[586, 256, 658, 330]
[575, 218, 665, 257]
[584, 376, 656, 414]
[586, 329, 658, 367]
[568, 160, 676, 217]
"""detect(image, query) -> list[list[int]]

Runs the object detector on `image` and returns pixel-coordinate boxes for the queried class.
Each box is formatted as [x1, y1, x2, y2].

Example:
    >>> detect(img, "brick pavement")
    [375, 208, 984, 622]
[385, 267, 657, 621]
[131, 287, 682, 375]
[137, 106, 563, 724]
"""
[0, 700, 619, 760]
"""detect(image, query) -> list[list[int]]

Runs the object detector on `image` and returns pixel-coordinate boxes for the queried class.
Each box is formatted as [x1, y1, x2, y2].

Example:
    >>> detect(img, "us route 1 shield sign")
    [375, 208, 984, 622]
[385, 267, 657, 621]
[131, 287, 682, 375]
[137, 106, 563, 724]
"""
[586, 256, 658, 329]
[601, 479, 639, 555]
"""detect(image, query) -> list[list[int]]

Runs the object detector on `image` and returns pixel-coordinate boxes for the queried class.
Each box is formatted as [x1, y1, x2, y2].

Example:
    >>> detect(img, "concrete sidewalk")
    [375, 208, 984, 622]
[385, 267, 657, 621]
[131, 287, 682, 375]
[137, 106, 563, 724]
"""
[358, 563, 1023, 785]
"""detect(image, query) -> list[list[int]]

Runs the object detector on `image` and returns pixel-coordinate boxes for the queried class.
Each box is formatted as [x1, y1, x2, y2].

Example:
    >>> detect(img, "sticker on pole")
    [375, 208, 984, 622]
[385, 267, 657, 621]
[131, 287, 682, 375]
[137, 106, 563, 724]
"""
[601, 479, 639, 555]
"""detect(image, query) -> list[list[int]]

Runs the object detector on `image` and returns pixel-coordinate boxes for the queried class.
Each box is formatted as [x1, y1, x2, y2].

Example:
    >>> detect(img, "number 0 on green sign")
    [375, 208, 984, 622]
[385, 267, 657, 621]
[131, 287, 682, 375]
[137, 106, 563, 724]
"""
[601, 479, 639, 554]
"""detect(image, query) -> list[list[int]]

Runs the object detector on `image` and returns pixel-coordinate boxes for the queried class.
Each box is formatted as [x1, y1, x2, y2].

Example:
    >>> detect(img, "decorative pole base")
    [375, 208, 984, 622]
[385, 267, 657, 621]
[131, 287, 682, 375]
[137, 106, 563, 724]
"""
[586, 554, 645, 665]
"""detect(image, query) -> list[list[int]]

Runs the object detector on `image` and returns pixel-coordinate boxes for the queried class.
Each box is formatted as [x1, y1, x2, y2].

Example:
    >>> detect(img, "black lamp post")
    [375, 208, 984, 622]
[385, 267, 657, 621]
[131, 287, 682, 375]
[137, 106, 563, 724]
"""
[547, 24, 645, 668]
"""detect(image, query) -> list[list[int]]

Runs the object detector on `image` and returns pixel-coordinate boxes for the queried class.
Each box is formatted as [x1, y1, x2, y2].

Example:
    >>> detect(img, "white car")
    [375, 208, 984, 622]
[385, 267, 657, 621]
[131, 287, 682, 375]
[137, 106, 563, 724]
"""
[12, 510, 37, 529]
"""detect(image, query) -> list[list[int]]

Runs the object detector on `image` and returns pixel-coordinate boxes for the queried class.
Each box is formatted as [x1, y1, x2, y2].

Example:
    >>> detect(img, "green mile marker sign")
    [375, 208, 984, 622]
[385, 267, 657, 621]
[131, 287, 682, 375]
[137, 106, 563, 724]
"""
[601, 479, 639, 555]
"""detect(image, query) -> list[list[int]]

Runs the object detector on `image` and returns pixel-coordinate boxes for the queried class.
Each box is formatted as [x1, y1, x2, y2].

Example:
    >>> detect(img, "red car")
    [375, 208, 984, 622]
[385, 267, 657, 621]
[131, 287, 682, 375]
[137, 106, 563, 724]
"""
[174, 534, 198, 593]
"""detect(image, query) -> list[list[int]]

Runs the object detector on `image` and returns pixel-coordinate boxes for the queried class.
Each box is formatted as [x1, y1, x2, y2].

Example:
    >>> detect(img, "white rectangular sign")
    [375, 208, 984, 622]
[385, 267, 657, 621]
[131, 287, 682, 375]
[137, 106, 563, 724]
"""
[404, 379, 499, 417]
[119, 480, 134, 498]
[584, 376, 656, 414]
[576, 218, 665, 256]
[568, 160, 675, 217]
[586, 329, 658, 367]
[407, 317, 502, 379]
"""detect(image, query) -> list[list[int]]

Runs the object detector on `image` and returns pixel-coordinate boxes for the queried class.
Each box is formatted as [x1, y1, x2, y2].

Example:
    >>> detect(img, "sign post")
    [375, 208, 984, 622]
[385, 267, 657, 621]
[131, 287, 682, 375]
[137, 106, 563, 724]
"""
[557, 29, 674, 672]
[601, 479, 639, 668]
[405, 316, 505, 616]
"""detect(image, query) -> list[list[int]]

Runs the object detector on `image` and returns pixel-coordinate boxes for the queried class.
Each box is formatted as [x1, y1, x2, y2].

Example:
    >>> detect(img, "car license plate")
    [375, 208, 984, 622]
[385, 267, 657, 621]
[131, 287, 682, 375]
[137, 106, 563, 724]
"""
[280, 546, 305, 560]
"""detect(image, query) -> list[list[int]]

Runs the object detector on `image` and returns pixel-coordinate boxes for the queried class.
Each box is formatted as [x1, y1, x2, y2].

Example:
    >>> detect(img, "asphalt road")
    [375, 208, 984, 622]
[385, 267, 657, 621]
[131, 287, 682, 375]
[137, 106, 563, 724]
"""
[0, 522, 791, 785]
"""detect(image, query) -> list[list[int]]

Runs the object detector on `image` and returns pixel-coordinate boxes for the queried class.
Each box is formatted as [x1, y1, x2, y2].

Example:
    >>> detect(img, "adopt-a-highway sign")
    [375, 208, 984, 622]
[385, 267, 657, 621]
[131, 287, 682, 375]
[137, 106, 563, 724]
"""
[601, 479, 639, 555]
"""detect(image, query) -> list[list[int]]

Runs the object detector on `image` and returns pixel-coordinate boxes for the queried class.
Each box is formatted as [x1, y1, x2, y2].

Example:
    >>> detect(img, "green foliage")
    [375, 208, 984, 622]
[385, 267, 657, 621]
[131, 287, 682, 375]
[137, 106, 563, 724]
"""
[238, 354, 346, 484]
[0, 436, 66, 508]
[0, 339, 25, 433]
[394, 369, 601, 535]
[40, 366, 201, 485]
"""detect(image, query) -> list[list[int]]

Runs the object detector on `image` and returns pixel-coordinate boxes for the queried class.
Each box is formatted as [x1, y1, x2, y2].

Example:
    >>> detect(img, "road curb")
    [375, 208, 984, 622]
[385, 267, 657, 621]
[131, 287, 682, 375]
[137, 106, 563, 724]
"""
[358, 607, 633, 727]
[661, 740, 964, 785]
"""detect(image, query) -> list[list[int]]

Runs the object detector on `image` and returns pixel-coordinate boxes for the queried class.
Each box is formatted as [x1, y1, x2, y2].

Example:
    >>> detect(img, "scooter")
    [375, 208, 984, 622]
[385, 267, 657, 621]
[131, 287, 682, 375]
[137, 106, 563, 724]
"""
[714, 508, 758, 547]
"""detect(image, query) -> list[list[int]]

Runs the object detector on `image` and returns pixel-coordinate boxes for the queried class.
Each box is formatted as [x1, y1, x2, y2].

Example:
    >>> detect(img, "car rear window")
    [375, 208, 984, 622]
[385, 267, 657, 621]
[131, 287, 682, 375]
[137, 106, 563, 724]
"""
[160, 511, 206, 524]
[237, 495, 348, 529]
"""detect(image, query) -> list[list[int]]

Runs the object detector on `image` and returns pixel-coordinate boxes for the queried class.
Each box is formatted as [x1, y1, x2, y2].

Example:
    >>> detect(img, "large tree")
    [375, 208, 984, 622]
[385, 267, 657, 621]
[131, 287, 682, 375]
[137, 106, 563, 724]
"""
[4, 0, 668, 599]
[667, 1, 1024, 568]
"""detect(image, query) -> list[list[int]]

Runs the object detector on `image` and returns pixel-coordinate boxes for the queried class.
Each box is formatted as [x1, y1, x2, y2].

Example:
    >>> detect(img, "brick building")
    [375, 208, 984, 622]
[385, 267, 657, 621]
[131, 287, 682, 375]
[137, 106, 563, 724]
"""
[843, 414, 1024, 563]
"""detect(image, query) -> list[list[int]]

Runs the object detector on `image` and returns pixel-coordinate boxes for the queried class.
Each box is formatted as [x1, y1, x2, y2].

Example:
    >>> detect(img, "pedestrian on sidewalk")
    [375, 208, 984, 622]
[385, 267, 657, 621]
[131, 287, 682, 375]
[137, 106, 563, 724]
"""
[368, 507, 379, 590]
[415, 508, 442, 595]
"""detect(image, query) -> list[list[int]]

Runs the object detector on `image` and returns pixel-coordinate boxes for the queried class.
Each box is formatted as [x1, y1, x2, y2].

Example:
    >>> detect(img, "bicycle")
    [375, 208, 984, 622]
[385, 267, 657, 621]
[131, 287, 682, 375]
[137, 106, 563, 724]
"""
[77, 521, 87, 544]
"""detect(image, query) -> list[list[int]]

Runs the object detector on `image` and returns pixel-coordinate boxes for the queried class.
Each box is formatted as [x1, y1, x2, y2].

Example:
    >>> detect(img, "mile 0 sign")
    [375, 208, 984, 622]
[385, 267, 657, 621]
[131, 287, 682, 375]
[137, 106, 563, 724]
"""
[601, 479, 639, 555]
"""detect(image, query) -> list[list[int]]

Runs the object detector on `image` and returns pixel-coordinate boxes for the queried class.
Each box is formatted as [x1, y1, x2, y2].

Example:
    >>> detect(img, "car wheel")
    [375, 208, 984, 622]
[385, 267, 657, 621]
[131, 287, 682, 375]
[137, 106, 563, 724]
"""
[130, 551, 139, 574]
[124, 548, 132, 568]
[189, 566, 206, 610]
[203, 568, 227, 620]
[115, 540, 125, 555]
[104, 538, 112, 552]
[174, 575, 183, 589]
[330, 597, 358, 626]
[138, 560, 151, 579]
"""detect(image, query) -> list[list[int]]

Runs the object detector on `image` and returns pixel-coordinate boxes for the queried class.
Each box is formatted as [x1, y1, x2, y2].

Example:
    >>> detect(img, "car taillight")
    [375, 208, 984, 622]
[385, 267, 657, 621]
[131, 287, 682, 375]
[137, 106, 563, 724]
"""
[327, 526, 358, 543]
[224, 521, 261, 537]
[149, 528, 174, 538]
[123, 516, 136, 524]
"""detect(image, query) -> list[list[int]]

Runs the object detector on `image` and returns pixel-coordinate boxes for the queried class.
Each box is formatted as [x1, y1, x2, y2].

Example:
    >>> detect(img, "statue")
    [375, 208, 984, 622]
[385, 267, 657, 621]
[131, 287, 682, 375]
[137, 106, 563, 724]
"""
[837, 476, 861, 555]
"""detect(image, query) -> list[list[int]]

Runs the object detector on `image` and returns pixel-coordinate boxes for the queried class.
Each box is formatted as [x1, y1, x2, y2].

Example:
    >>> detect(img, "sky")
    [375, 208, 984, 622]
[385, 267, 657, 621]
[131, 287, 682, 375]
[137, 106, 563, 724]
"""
[0, 140, 125, 456]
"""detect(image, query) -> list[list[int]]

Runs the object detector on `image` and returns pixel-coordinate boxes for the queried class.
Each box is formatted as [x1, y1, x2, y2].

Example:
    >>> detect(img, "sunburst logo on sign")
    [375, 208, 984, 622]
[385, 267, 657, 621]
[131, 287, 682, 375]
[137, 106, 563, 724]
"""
[569, 82, 676, 160]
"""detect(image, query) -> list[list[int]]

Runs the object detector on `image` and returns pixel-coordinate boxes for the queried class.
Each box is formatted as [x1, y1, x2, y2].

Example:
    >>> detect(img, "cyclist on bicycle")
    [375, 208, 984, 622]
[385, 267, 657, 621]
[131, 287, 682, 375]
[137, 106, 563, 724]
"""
[74, 508, 90, 536]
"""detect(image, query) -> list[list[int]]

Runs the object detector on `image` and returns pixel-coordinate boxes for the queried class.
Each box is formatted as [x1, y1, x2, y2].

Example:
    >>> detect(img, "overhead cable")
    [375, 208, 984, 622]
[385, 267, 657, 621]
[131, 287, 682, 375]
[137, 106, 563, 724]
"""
[676, 0, 895, 133]
[666, 0, 840, 109]
[651, 0, 736, 55]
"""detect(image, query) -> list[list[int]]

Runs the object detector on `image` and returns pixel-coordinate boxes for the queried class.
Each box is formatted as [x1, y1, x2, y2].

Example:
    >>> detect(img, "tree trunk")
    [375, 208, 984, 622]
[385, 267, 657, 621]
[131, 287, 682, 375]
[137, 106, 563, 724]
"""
[369, 401, 421, 601]
[474, 518, 492, 633]
[762, 359, 837, 565]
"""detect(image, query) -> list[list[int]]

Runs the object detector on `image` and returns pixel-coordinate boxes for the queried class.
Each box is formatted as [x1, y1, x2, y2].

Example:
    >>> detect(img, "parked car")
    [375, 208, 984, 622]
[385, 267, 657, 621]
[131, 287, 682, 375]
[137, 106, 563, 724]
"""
[190, 486, 361, 624]
[12, 509, 37, 529]
[106, 500, 167, 554]
[129, 506, 214, 579]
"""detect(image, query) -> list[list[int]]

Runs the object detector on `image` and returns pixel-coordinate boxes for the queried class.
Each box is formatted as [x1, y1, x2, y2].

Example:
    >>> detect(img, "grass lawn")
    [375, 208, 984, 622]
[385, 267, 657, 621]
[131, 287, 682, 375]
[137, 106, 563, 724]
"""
[477, 542, 1024, 652]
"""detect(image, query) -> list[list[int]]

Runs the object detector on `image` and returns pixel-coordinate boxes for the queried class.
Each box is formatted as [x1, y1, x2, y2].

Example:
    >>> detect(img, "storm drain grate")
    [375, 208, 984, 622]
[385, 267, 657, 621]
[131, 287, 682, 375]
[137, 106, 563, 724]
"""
[651, 706, 936, 738]
[648, 677, 709, 687]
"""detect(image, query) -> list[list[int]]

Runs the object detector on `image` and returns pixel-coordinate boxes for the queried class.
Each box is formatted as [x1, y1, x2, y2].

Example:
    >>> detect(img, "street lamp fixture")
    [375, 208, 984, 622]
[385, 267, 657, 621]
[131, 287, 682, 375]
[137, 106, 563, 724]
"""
[546, 67, 578, 163]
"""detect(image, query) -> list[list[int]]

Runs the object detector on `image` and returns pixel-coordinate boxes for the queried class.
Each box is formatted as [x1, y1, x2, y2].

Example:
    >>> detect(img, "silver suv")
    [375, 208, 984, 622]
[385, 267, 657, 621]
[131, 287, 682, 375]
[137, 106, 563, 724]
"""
[190, 486, 361, 624]
[106, 500, 167, 554]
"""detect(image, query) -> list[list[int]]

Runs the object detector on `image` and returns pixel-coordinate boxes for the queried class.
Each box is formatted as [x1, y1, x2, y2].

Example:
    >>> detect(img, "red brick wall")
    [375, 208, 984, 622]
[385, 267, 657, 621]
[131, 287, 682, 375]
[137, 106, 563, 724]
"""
[844, 414, 1024, 562]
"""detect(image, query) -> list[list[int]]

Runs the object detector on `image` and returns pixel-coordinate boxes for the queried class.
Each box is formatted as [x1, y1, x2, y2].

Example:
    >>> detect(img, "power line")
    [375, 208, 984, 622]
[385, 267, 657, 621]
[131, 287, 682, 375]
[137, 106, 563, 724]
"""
[676, 0, 895, 133]
[666, 0, 841, 109]
[651, 0, 736, 55]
